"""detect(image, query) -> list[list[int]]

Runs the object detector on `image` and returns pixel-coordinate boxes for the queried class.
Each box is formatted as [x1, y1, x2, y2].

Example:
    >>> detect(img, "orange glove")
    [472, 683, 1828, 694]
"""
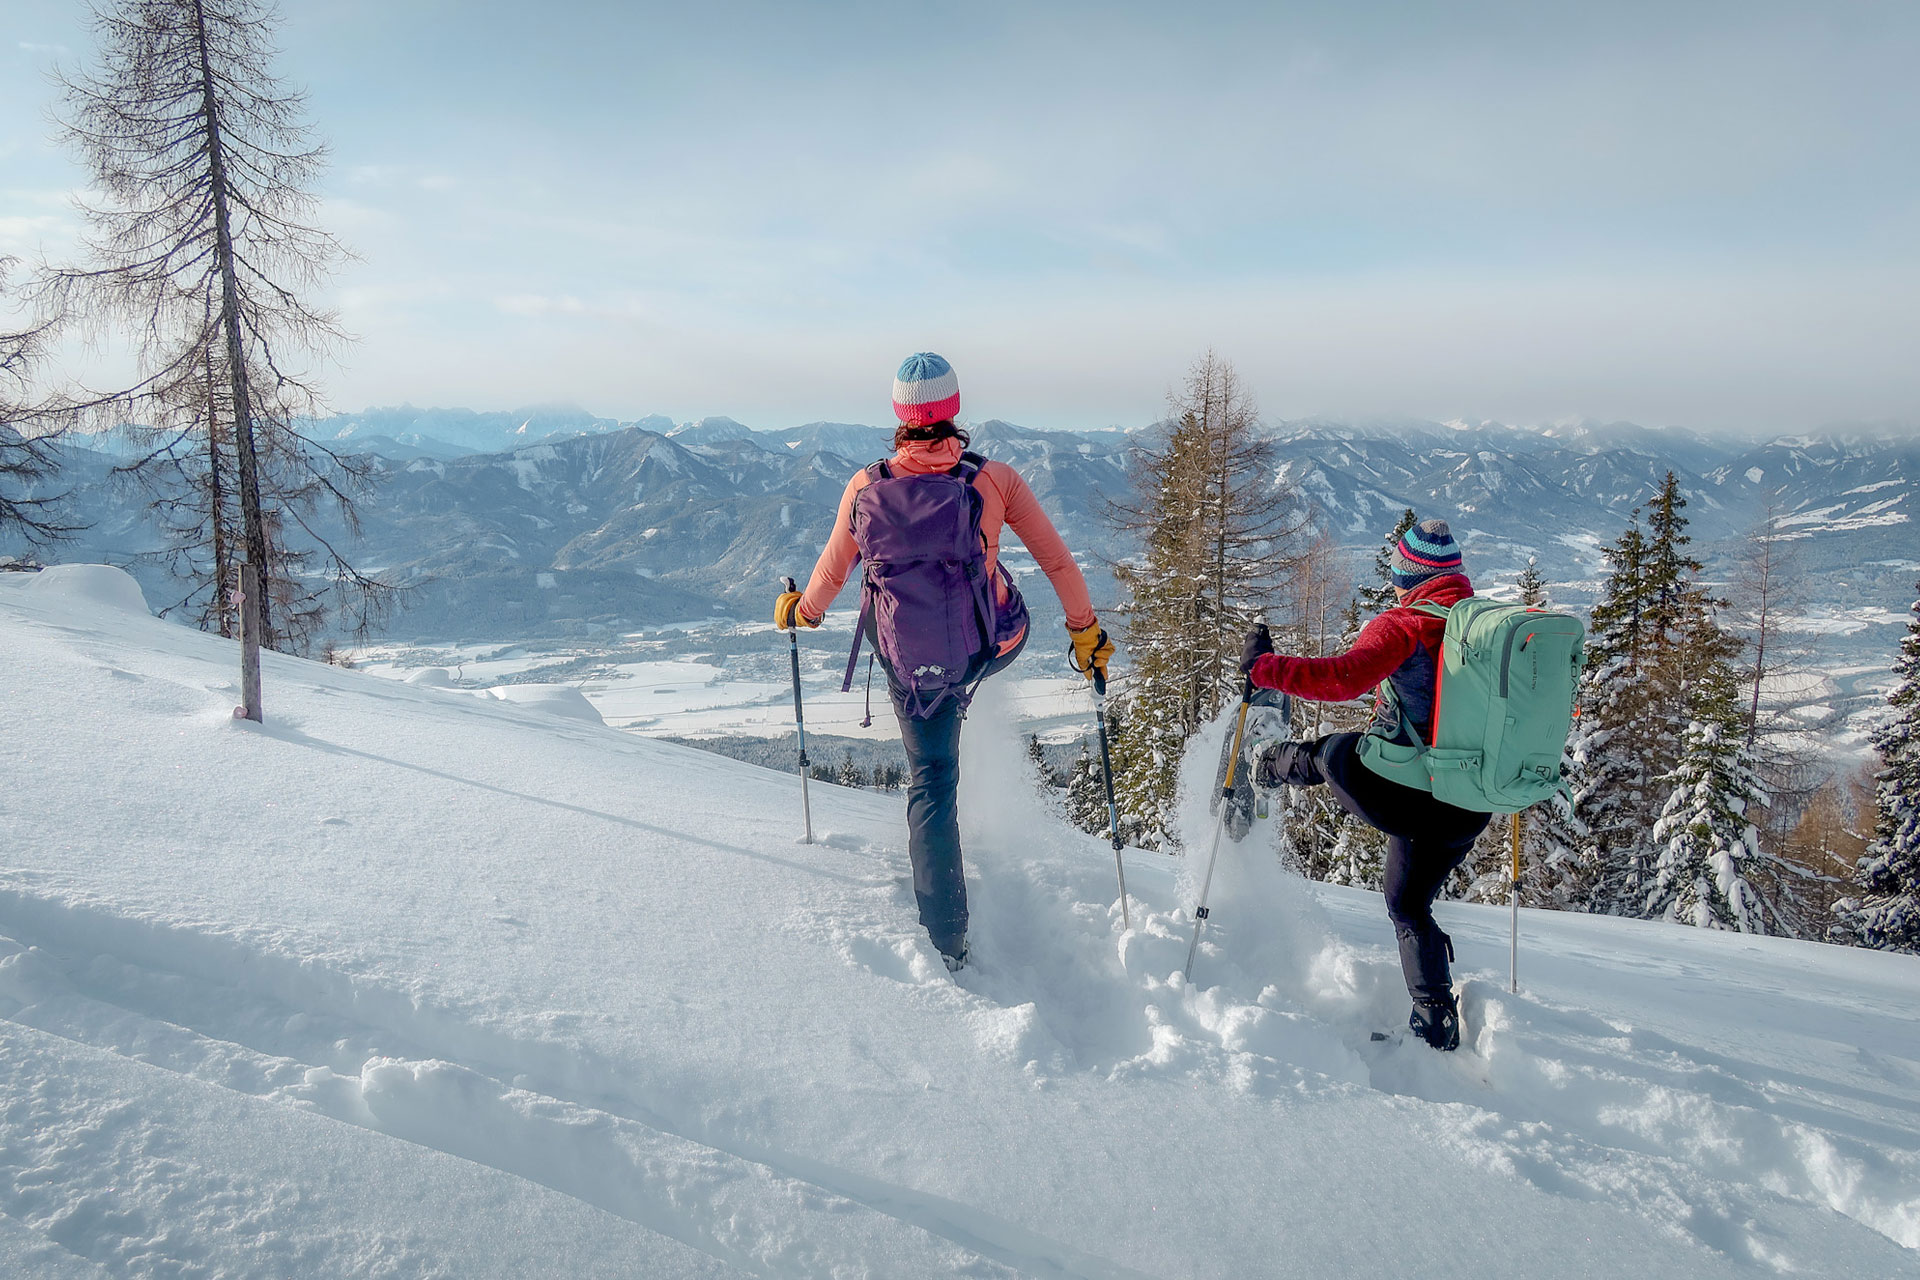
[775, 591, 818, 630]
[1068, 621, 1114, 681]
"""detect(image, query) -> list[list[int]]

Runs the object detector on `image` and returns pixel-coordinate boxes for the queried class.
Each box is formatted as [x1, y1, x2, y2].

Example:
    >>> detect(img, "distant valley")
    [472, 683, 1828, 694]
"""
[12, 407, 1916, 696]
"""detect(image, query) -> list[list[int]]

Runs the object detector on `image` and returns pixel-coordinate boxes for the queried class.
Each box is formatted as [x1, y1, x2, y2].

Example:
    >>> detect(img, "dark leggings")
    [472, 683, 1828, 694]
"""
[1271, 732, 1489, 1005]
[889, 634, 1028, 958]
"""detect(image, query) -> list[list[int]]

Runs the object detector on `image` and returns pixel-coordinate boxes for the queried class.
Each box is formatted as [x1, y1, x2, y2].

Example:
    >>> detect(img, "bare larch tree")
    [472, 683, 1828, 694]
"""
[0, 261, 80, 546]
[40, 0, 389, 651]
[1104, 351, 1308, 845]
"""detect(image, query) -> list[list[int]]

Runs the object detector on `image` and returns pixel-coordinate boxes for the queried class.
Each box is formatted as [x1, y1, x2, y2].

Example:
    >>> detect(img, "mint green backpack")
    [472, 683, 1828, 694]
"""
[1355, 598, 1585, 814]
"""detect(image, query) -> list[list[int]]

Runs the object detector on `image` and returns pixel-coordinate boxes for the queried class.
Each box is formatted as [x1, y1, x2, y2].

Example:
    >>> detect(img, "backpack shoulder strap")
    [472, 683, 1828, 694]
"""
[1411, 602, 1452, 620]
[866, 459, 893, 481]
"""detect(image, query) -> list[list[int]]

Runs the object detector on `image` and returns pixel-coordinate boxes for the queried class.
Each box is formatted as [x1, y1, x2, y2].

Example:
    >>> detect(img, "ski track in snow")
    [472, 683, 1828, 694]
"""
[2, 571, 1918, 1276]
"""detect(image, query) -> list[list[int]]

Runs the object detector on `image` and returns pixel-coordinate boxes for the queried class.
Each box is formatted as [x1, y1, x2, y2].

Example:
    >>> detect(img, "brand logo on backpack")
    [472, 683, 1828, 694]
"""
[839, 452, 1029, 719]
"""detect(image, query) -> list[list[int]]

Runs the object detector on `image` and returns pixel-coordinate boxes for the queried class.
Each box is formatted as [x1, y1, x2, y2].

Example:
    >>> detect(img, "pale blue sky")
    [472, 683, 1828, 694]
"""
[4, 0, 1918, 431]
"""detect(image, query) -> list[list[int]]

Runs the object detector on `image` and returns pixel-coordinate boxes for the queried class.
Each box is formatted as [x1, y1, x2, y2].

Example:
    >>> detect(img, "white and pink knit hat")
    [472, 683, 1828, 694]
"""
[892, 352, 960, 426]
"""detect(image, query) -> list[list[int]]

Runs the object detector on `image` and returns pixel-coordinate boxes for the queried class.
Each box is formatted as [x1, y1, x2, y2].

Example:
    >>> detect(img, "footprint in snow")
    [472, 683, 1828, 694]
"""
[844, 934, 934, 985]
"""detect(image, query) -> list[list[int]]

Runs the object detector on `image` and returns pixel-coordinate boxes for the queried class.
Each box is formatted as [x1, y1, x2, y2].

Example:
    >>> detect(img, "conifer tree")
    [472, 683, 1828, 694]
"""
[41, 0, 390, 655]
[1649, 718, 1768, 931]
[1065, 743, 1108, 836]
[836, 753, 864, 788]
[0, 274, 78, 543]
[1574, 514, 1654, 913]
[1520, 789, 1588, 908]
[1026, 734, 1062, 790]
[1106, 352, 1303, 846]
[1355, 507, 1417, 622]
[1577, 473, 1778, 929]
[1516, 555, 1549, 606]
[1835, 584, 1920, 951]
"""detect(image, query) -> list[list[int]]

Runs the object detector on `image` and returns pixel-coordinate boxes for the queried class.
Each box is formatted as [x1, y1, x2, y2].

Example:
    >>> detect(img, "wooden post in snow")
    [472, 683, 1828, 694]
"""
[235, 559, 263, 723]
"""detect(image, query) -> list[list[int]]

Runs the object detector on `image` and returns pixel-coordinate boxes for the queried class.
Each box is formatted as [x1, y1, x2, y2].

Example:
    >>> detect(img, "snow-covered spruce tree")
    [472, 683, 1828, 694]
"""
[1026, 734, 1062, 791]
[1649, 716, 1768, 931]
[1575, 514, 1656, 913]
[1521, 789, 1588, 908]
[1577, 473, 1781, 929]
[1106, 351, 1304, 847]
[1577, 473, 1765, 923]
[1356, 507, 1417, 621]
[1835, 584, 1920, 951]
[1065, 743, 1108, 836]
[1336, 507, 1415, 646]
[42, 0, 390, 653]
[1516, 555, 1549, 607]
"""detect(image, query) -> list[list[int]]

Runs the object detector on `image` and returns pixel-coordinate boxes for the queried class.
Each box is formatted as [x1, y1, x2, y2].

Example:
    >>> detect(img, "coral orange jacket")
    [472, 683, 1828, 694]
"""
[797, 436, 1097, 633]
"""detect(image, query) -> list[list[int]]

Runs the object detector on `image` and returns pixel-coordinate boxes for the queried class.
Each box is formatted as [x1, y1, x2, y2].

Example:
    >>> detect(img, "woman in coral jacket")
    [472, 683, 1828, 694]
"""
[1241, 518, 1491, 1050]
[774, 353, 1113, 972]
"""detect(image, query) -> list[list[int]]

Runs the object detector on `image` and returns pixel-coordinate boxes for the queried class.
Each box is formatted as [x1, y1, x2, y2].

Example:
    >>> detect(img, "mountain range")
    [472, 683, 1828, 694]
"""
[10, 407, 1915, 668]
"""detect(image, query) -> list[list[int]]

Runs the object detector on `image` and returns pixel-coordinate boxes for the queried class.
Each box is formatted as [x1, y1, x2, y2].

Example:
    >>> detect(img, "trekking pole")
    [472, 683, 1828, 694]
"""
[782, 576, 814, 845]
[1090, 671, 1131, 932]
[1184, 623, 1267, 982]
[1509, 810, 1522, 993]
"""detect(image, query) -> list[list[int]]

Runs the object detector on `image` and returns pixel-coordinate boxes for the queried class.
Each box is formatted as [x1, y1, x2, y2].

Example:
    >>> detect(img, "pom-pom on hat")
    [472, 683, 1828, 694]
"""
[1390, 518, 1465, 591]
[892, 352, 960, 426]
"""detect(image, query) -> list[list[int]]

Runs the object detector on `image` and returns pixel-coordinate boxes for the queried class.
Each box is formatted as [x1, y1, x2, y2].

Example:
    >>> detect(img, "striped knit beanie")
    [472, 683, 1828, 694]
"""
[892, 352, 960, 426]
[1390, 518, 1464, 591]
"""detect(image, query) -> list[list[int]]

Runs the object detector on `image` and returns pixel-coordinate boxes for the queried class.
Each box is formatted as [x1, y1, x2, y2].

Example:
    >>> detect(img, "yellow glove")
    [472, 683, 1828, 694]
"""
[1068, 621, 1114, 681]
[774, 591, 818, 630]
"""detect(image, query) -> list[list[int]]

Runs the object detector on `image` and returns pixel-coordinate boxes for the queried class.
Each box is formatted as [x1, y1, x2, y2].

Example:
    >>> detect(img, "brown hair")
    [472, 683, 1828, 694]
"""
[893, 419, 970, 451]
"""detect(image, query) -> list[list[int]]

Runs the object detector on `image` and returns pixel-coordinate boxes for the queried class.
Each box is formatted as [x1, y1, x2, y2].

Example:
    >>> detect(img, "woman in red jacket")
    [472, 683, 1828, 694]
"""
[1241, 518, 1490, 1050]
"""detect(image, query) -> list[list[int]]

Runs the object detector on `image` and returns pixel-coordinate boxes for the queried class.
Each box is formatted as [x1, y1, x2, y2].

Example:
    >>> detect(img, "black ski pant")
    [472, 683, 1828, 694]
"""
[1267, 731, 1489, 1007]
[887, 633, 1027, 960]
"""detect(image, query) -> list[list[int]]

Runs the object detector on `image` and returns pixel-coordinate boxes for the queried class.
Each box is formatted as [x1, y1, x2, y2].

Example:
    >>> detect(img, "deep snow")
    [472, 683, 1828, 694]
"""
[1, 566, 1916, 1277]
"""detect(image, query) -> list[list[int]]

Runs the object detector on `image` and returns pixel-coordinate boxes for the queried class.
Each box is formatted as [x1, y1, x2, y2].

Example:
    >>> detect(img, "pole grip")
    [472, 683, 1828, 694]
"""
[1241, 620, 1269, 701]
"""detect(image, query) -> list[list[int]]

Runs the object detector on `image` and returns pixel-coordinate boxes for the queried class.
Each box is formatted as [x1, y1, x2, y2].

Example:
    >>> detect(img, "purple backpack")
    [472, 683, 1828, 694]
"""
[839, 452, 1029, 719]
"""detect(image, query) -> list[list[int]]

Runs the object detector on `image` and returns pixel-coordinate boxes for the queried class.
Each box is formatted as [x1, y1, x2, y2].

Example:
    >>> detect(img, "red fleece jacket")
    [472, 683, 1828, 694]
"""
[1249, 574, 1473, 706]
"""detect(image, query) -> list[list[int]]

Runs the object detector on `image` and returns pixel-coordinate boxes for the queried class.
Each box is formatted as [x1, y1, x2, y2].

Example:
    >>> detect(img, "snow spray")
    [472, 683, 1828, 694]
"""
[1173, 693, 1330, 992]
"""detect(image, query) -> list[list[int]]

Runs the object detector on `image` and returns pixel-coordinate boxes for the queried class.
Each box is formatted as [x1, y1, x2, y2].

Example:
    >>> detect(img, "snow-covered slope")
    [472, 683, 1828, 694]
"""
[2, 568, 1916, 1277]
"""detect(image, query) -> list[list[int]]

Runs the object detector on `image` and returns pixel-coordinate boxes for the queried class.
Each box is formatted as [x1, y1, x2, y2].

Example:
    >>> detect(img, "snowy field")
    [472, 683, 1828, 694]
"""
[351, 621, 1893, 757]
[2, 566, 1918, 1278]
[352, 621, 1102, 746]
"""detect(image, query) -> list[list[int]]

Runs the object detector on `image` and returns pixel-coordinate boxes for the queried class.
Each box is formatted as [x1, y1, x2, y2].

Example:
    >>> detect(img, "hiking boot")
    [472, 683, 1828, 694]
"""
[1409, 999, 1460, 1051]
[941, 938, 970, 973]
[1245, 734, 1290, 790]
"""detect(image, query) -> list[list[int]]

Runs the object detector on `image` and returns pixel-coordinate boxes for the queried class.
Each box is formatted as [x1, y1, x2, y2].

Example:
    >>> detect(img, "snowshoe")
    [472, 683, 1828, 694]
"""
[1210, 689, 1291, 841]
